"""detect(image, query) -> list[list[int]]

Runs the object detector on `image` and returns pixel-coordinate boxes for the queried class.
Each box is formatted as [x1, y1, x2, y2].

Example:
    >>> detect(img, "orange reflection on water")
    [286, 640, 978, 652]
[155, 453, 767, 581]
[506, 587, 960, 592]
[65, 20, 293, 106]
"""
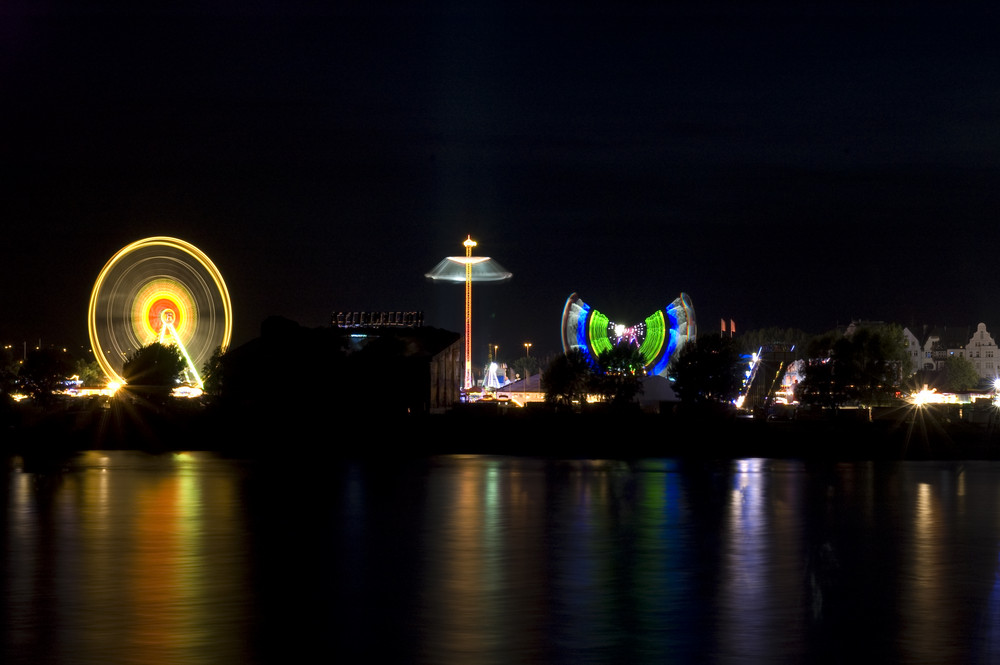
[900, 478, 949, 663]
[130, 475, 186, 658]
[4, 451, 252, 665]
[424, 459, 497, 659]
[418, 456, 549, 665]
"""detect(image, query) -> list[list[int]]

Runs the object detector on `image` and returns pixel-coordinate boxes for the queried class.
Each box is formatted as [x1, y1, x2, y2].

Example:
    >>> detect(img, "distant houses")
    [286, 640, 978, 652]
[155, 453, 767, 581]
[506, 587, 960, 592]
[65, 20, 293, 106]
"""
[904, 322, 999, 381]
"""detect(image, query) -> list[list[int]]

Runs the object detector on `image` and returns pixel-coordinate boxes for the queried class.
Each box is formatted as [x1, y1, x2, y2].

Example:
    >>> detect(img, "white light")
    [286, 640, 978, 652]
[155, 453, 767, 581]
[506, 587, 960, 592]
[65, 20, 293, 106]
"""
[910, 388, 951, 406]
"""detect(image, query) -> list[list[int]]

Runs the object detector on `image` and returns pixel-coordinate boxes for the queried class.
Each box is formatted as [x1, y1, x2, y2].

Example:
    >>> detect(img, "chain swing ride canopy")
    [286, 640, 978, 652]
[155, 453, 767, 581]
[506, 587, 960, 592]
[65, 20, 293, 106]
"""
[425, 236, 512, 390]
[88, 236, 233, 388]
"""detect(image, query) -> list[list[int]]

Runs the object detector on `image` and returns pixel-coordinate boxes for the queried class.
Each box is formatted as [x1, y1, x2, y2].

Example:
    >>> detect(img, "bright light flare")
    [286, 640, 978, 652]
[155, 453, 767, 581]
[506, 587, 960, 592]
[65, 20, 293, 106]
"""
[172, 385, 203, 398]
[910, 388, 952, 406]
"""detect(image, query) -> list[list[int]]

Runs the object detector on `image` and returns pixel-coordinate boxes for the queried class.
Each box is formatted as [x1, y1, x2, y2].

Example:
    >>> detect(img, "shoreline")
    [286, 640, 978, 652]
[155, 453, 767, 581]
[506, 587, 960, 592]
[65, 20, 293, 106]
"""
[5, 399, 1000, 462]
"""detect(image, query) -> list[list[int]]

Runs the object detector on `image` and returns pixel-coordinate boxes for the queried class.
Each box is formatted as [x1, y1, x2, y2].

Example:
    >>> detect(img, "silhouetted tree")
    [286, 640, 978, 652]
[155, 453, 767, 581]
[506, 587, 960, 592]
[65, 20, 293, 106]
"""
[737, 327, 811, 359]
[542, 349, 592, 407]
[670, 334, 743, 404]
[0, 345, 20, 395]
[592, 342, 646, 405]
[122, 343, 186, 389]
[18, 347, 74, 402]
[797, 324, 909, 406]
[509, 355, 541, 382]
[795, 358, 844, 407]
[201, 346, 225, 396]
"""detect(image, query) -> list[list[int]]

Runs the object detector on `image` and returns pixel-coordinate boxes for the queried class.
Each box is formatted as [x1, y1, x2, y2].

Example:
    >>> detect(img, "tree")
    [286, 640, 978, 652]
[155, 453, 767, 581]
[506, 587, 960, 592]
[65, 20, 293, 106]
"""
[122, 343, 186, 389]
[74, 357, 105, 388]
[509, 355, 541, 381]
[18, 347, 74, 402]
[592, 342, 646, 405]
[941, 355, 979, 393]
[0, 345, 20, 395]
[670, 334, 744, 404]
[795, 358, 844, 407]
[542, 349, 592, 407]
[201, 346, 226, 396]
[851, 323, 911, 404]
[797, 323, 910, 406]
[737, 327, 810, 359]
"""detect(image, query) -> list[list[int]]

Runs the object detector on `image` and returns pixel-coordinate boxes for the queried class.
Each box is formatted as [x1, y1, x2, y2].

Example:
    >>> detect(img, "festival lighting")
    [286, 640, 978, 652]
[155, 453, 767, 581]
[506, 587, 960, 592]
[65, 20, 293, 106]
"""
[88, 237, 233, 388]
[910, 388, 953, 406]
[172, 385, 204, 399]
[560, 292, 696, 377]
[425, 236, 512, 390]
[484, 362, 501, 390]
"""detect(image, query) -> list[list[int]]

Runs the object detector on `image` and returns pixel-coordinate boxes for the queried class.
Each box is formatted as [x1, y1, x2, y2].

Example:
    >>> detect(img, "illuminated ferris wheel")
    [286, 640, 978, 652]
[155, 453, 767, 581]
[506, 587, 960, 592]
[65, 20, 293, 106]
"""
[88, 237, 233, 388]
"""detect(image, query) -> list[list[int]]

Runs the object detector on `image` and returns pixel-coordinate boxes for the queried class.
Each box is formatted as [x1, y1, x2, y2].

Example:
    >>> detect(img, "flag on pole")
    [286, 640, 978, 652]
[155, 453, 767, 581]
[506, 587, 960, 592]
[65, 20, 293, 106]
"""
[730, 319, 736, 336]
[721, 318, 726, 333]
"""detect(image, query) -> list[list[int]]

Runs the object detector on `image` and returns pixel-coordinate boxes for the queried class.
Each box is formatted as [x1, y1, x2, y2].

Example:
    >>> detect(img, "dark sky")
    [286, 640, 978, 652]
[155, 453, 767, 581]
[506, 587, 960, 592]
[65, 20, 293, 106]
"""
[3, 1, 1000, 365]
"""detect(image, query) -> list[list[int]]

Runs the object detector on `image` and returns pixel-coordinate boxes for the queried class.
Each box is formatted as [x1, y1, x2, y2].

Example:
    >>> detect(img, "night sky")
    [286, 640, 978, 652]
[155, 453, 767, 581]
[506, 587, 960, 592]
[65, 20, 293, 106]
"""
[4, 2, 1000, 365]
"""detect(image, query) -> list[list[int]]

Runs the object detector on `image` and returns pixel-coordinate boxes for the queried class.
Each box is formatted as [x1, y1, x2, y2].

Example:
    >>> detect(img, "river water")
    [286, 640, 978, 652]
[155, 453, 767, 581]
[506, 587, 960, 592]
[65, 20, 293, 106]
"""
[5, 451, 1000, 664]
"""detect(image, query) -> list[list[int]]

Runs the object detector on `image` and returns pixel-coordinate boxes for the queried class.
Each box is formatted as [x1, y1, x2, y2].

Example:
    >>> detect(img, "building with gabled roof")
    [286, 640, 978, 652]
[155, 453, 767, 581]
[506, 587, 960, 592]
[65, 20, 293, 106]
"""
[903, 322, 998, 381]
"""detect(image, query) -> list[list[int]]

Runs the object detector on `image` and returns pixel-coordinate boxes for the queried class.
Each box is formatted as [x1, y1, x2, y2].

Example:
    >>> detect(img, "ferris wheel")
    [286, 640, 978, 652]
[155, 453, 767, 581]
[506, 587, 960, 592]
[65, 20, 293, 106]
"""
[87, 237, 233, 388]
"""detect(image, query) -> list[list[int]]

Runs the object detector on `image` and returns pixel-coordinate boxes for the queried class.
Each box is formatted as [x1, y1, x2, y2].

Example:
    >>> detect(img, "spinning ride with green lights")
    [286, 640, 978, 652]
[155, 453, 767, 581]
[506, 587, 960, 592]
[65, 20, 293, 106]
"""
[560, 292, 696, 377]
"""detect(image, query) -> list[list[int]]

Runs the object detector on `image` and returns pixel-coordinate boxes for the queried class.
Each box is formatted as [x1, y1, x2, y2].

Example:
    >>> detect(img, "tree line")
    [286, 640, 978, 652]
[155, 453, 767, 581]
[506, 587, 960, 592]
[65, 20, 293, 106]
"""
[3, 321, 984, 413]
[541, 322, 984, 410]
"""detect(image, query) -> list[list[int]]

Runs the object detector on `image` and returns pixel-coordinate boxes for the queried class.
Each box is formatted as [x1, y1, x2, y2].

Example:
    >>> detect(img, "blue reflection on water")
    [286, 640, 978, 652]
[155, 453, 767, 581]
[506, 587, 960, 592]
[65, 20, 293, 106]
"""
[7, 453, 1000, 664]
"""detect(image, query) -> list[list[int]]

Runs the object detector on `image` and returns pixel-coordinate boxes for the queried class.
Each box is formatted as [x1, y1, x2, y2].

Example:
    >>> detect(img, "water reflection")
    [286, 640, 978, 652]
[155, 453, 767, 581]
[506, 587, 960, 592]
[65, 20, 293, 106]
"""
[418, 456, 549, 664]
[715, 459, 805, 661]
[8, 453, 1000, 664]
[4, 451, 252, 665]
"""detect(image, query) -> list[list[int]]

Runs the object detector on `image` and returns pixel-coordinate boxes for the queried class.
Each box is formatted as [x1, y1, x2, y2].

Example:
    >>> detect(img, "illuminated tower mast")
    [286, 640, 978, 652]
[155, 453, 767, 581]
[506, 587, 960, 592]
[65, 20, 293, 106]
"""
[463, 236, 475, 387]
[425, 236, 512, 390]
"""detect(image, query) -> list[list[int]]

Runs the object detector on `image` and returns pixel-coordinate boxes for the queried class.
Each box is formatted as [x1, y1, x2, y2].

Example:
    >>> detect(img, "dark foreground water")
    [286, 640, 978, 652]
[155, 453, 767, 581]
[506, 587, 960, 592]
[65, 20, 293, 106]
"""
[6, 451, 1000, 664]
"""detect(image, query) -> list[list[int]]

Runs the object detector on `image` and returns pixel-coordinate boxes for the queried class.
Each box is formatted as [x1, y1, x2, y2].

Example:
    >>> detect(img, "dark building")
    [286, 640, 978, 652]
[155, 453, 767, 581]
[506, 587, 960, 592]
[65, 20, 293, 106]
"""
[221, 316, 462, 419]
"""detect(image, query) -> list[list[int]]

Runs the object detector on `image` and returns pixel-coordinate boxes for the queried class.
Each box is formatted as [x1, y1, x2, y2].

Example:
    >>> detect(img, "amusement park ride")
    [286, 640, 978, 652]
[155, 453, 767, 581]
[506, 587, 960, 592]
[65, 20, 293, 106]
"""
[560, 292, 697, 377]
[88, 237, 233, 390]
[425, 236, 512, 390]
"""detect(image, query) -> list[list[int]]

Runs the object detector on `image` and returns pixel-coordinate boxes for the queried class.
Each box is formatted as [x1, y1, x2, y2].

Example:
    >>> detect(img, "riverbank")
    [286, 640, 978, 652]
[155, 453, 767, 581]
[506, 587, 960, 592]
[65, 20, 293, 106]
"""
[4, 397, 1000, 461]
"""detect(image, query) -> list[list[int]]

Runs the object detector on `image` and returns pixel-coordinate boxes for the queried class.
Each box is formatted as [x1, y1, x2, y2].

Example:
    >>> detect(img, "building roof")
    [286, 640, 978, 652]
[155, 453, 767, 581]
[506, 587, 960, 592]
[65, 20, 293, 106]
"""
[907, 325, 972, 349]
[501, 373, 542, 393]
